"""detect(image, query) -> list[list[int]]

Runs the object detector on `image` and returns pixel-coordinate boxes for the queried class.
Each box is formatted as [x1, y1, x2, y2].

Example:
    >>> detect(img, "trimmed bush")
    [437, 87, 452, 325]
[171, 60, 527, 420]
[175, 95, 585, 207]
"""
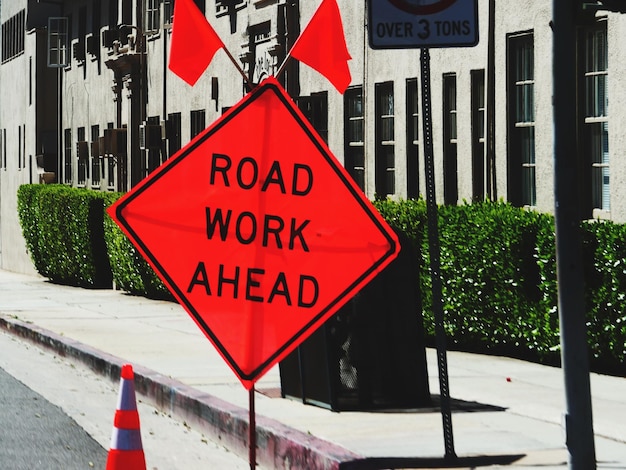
[582, 220, 626, 371]
[102, 193, 172, 300]
[435, 201, 559, 360]
[375, 198, 625, 374]
[17, 186, 626, 374]
[17, 185, 45, 275]
[17, 184, 112, 288]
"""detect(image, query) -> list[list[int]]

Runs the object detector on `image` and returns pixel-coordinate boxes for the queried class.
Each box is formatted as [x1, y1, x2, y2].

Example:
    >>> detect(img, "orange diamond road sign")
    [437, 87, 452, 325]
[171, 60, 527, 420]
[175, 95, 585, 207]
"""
[108, 77, 400, 389]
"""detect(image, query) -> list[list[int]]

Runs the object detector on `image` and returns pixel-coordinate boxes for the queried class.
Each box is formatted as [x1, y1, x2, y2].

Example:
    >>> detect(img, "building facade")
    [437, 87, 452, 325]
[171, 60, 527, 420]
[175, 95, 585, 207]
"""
[0, 0, 623, 273]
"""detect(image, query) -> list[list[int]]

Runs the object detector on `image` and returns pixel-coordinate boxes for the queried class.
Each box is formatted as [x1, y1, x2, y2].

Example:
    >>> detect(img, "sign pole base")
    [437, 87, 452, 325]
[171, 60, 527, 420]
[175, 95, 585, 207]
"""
[249, 386, 257, 469]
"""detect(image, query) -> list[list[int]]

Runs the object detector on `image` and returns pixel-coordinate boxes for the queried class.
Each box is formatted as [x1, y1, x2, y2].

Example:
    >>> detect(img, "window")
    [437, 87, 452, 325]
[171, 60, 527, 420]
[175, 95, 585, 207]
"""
[74, 7, 87, 64]
[162, 0, 206, 26]
[18, 126, 22, 170]
[87, 0, 102, 58]
[164, 0, 174, 27]
[249, 21, 273, 83]
[344, 86, 365, 191]
[145, 0, 161, 34]
[0, 129, 4, 169]
[16, 125, 26, 170]
[77, 127, 87, 185]
[167, 113, 182, 158]
[22, 125, 26, 170]
[375, 82, 395, 197]
[2, 10, 26, 63]
[106, 123, 115, 189]
[108, 0, 118, 28]
[122, 0, 133, 25]
[190, 109, 206, 139]
[406, 78, 419, 199]
[48, 17, 69, 67]
[29, 57, 33, 105]
[585, 24, 609, 211]
[167, 0, 205, 23]
[195, 0, 206, 14]
[91, 125, 100, 187]
[471, 69, 486, 201]
[64, 129, 72, 184]
[217, 0, 245, 16]
[507, 33, 535, 207]
[92, 0, 102, 32]
[443, 73, 458, 205]
[144, 117, 163, 175]
[297, 92, 328, 143]
[119, 0, 132, 45]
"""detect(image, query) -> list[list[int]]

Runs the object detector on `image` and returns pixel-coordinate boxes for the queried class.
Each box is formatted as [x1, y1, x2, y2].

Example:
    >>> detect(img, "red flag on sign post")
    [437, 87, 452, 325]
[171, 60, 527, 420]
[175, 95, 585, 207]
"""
[289, 0, 352, 94]
[168, 0, 224, 86]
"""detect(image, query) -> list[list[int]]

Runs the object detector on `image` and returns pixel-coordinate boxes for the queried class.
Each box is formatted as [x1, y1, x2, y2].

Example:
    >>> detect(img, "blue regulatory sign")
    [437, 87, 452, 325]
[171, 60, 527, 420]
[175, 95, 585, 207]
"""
[368, 0, 479, 49]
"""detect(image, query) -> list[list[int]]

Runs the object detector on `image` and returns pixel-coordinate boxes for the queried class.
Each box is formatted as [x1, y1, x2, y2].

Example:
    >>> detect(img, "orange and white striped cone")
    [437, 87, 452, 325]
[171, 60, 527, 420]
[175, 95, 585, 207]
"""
[106, 364, 146, 470]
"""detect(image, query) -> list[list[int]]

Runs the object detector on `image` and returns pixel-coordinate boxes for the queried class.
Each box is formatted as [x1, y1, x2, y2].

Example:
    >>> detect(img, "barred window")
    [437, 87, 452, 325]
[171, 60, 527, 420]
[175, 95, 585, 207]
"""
[375, 82, 395, 197]
[507, 32, 536, 207]
[145, 0, 161, 34]
[48, 17, 69, 67]
[406, 78, 419, 198]
[443, 73, 458, 205]
[585, 24, 609, 211]
[190, 109, 206, 139]
[2, 10, 26, 63]
[64, 128, 72, 184]
[345, 86, 365, 191]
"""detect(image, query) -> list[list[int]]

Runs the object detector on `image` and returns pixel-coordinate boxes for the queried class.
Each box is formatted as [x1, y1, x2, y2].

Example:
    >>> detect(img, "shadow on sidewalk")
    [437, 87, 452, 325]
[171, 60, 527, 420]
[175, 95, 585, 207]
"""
[367, 395, 508, 414]
[341, 454, 525, 469]
[259, 389, 508, 415]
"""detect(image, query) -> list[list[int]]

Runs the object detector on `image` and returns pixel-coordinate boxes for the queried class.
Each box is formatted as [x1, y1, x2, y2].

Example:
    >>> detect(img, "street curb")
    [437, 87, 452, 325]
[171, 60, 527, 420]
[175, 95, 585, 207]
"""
[0, 316, 364, 469]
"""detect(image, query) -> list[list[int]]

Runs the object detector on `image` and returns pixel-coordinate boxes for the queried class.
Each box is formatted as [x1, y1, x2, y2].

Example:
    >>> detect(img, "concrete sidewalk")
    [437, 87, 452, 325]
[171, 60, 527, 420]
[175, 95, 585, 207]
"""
[0, 268, 625, 469]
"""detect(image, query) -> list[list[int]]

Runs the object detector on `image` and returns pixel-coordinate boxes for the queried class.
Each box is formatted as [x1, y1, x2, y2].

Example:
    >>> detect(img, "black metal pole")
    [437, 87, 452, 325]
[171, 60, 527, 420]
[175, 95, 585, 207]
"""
[249, 386, 257, 469]
[420, 47, 456, 461]
[551, 2, 596, 468]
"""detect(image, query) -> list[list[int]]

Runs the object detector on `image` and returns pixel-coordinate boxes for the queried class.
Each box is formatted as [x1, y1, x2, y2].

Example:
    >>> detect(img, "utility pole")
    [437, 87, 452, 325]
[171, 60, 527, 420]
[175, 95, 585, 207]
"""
[551, 2, 596, 468]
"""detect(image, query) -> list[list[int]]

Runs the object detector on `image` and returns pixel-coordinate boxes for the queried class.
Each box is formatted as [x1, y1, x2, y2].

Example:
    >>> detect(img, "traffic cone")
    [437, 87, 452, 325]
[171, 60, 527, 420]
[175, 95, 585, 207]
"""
[106, 364, 146, 470]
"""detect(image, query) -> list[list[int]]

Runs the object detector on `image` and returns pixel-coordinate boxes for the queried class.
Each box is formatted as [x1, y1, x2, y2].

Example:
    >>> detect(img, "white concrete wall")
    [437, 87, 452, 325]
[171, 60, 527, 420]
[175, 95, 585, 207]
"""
[5, 0, 626, 274]
[0, 1, 39, 274]
[607, 12, 626, 222]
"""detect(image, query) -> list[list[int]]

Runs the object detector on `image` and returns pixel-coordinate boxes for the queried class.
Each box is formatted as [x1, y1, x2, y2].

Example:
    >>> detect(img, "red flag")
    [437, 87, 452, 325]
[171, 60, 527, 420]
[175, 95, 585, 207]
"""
[289, 0, 352, 94]
[169, 0, 224, 86]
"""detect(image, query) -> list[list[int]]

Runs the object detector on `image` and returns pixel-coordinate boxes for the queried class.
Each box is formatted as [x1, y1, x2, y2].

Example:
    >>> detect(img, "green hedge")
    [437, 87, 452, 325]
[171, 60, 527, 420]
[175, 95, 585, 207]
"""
[375, 198, 625, 373]
[17, 185, 626, 373]
[17, 184, 112, 287]
[17, 184, 169, 298]
[101, 192, 171, 300]
[582, 220, 626, 372]
[436, 202, 559, 360]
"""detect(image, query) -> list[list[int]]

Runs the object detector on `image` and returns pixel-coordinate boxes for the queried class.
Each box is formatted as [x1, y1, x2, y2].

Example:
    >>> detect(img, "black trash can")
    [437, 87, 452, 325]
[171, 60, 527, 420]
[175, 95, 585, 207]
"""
[279, 230, 431, 411]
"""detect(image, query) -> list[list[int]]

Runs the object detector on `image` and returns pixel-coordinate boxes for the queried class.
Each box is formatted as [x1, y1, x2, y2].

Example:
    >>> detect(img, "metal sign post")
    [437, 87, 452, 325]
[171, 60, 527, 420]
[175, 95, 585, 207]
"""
[420, 47, 456, 461]
[368, 0, 478, 460]
[249, 386, 257, 469]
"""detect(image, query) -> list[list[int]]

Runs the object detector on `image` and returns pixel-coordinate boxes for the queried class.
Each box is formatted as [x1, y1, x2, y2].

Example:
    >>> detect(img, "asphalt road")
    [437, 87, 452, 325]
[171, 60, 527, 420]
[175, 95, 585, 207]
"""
[0, 332, 250, 470]
[0, 365, 107, 469]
